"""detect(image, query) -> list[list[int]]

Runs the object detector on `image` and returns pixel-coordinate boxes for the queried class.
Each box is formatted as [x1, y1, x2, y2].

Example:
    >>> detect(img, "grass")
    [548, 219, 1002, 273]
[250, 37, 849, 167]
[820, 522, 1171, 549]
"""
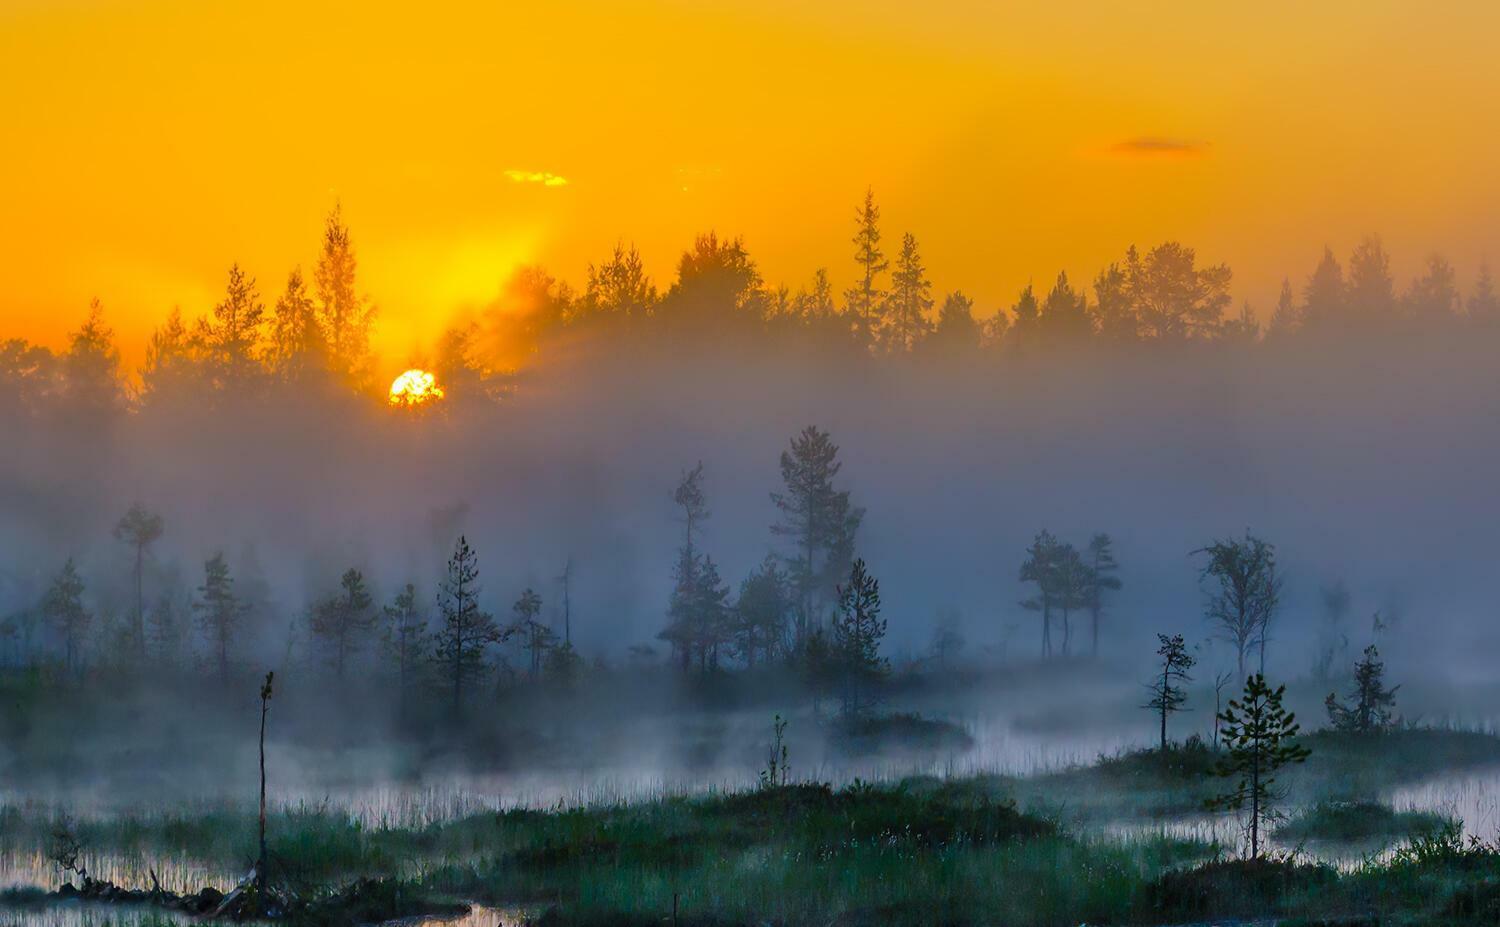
[10, 726, 1500, 924]
[1277, 799, 1454, 846]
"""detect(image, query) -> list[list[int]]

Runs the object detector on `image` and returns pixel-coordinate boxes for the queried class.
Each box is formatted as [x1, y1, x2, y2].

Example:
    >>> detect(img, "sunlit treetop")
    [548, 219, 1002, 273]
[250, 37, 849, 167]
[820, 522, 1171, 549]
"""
[388, 368, 445, 408]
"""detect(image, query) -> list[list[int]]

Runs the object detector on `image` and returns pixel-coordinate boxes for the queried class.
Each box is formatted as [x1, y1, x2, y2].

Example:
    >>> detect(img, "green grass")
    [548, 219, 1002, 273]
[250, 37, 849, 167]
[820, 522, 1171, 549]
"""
[1277, 800, 1454, 846]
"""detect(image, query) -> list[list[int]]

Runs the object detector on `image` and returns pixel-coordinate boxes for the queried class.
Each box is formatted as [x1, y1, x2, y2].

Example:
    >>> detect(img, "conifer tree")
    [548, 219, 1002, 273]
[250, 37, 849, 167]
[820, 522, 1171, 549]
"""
[195, 552, 246, 681]
[1325, 644, 1399, 732]
[267, 267, 324, 381]
[1208, 674, 1310, 859]
[583, 242, 657, 320]
[733, 555, 791, 669]
[771, 426, 864, 646]
[43, 559, 90, 675]
[880, 232, 934, 352]
[1019, 530, 1063, 658]
[510, 588, 556, 680]
[382, 583, 426, 714]
[1266, 278, 1300, 339]
[844, 188, 887, 346]
[310, 568, 375, 678]
[1301, 246, 1346, 331]
[113, 503, 164, 661]
[432, 536, 504, 717]
[1468, 262, 1500, 321]
[833, 558, 887, 719]
[1083, 533, 1122, 658]
[201, 263, 265, 387]
[314, 204, 376, 388]
[1144, 633, 1195, 750]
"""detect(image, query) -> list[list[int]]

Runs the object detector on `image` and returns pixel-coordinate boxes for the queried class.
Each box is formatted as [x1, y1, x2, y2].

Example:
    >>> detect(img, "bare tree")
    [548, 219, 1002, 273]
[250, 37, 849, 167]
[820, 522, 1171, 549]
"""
[1196, 533, 1281, 679]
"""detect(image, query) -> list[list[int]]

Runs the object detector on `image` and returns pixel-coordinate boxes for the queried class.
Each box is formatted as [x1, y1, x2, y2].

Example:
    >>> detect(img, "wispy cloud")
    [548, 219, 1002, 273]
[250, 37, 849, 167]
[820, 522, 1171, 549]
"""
[505, 169, 569, 187]
[1111, 137, 1209, 157]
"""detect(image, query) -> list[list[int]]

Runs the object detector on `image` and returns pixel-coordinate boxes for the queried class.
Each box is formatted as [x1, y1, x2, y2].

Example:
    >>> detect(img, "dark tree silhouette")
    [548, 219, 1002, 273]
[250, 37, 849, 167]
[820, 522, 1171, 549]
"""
[314, 204, 376, 387]
[772, 426, 864, 647]
[310, 568, 375, 679]
[256, 671, 273, 896]
[382, 583, 426, 715]
[833, 558, 887, 720]
[195, 552, 246, 681]
[1019, 530, 1063, 658]
[844, 188, 887, 346]
[1325, 644, 1399, 733]
[1121, 242, 1232, 339]
[1197, 533, 1281, 679]
[1144, 633, 1195, 750]
[880, 232, 933, 352]
[113, 503, 164, 660]
[510, 588, 555, 680]
[1208, 674, 1310, 860]
[42, 559, 90, 675]
[1083, 534, 1122, 658]
[432, 536, 504, 718]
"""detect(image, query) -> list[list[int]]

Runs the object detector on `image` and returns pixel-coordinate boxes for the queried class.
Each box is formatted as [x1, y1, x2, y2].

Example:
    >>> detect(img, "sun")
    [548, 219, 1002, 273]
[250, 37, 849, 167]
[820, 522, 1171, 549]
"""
[388, 369, 445, 407]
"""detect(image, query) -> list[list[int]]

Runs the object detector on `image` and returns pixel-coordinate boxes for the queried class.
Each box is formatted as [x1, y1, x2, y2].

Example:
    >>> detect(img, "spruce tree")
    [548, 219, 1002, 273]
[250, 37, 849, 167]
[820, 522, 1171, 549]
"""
[880, 232, 934, 352]
[843, 188, 887, 346]
[382, 583, 426, 714]
[314, 204, 376, 388]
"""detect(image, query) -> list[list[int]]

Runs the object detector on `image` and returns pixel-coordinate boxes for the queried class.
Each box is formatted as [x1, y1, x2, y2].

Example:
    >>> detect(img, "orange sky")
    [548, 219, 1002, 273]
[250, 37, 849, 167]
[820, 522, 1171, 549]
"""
[3, 0, 1499, 373]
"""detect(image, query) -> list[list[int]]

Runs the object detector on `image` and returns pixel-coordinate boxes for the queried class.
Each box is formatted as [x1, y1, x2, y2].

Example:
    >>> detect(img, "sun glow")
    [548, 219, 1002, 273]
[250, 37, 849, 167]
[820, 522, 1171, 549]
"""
[388, 369, 445, 407]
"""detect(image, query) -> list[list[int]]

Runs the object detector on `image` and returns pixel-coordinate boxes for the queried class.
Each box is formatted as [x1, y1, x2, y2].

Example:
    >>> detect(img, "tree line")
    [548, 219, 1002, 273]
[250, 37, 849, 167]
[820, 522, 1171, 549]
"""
[6, 193, 1500, 421]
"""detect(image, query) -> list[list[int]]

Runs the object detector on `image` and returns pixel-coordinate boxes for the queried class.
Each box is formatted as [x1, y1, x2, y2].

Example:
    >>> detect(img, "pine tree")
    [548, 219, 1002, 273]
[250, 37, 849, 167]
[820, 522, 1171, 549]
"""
[200, 263, 265, 388]
[733, 555, 791, 669]
[310, 568, 375, 679]
[60, 300, 125, 420]
[1092, 263, 1137, 340]
[1083, 533, 1122, 658]
[1301, 246, 1346, 331]
[432, 537, 504, 718]
[1144, 633, 1195, 750]
[930, 291, 980, 352]
[42, 559, 90, 675]
[1007, 284, 1041, 351]
[314, 204, 376, 388]
[1404, 254, 1460, 320]
[1467, 262, 1500, 321]
[833, 558, 887, 719]
[1121, 242, 1232, 340]
[113, 503, 164, 661]
[1325, 644, 1399, 732]
[844, 188, 887, 347]
[195, 552, 246, 681]
[1346, 236, 1397, 320]
[382, 583, 427, 715]
[139, 308, 200, 402]
[1208, 674, 1310, 859]
[583, 242, 657, 320]
[267, 267, 324, 381]
[510, 588, 556, 680]
[771, 426, 864, 647]
[879, 232, 934, 352]
[1038, 271, 1091, 345]
[1019, 530, 1063, 658]
[1266, 278, 1300, 339]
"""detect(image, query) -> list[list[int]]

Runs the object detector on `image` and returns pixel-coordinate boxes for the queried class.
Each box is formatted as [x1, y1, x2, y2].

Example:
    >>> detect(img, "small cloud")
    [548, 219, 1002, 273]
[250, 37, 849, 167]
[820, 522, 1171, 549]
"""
[1111, 137, 1209, 157]
[505, 169, 569, 187]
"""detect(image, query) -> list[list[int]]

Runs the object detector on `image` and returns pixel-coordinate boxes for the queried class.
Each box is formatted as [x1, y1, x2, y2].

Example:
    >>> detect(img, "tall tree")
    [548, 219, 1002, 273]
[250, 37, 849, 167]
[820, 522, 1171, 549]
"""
[879, 232, 934, 352]
[1301, 246, 1346, 331]
[195, 552, 246, 681]
[1403, 254, 1460, 321]
[662, 233, 763, 324]
[583, 242, 657, 320]
[1208, 674, 1310, 860]
[1121, 242, 1232, 339]
[432, 536, 504, 717]
[1007, 284, 1042, 351]
[1468, 262, 1500, 322]
[1092, 263, 1138, 340]
[1144, 633, 1195, 750]
[1346, 236, 1397, 320]
[310, 568, 376, 679]
[1083, 533, 1122, 658]
[42, 559, 90, 675]
[112, 504, 164, 661]
[1197, 533, 1281, 680]
[833, 558, 887, 719]
[930, 291, 981, 352]
[733, 555, 791, 669]
[1325, 644, 1399, 732]
[139, 308, 200, 402]
[1038, 271, 1092, 346]
[510, 588, 555, 681]
[60, 300, 125, 420]
[1019, 530, 1063, 658]
[382, 583, 426, 715]
[314, 204, 376, 388]
[266, 267, 324, 381]
[771, 426, 865, 646]
[200, 263, 265, 388]
[1265, 278, 1300, 340]
[844, 188, 888, 347]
